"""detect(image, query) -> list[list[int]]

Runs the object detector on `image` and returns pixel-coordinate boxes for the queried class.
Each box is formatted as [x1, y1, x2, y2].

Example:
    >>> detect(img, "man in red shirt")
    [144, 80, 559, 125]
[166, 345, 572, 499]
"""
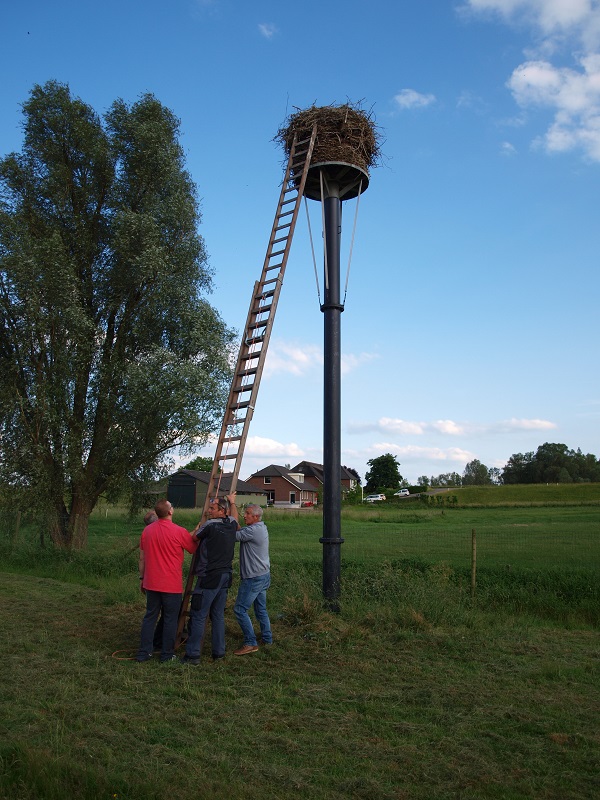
[136, 499, 198, 662]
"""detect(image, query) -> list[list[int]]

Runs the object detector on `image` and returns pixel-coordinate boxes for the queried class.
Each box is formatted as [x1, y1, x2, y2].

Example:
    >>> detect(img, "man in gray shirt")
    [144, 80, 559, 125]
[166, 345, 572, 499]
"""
[227, 493, 272, 655]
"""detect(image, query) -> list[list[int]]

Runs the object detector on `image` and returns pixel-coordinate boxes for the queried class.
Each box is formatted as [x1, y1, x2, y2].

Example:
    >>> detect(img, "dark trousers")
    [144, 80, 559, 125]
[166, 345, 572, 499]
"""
[185, 573, 231, 660]
[137, 591, 181, 662]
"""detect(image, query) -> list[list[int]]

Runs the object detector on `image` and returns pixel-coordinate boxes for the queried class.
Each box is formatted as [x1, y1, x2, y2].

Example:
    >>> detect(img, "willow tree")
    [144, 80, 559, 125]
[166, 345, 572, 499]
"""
[0, 81, 233, 548]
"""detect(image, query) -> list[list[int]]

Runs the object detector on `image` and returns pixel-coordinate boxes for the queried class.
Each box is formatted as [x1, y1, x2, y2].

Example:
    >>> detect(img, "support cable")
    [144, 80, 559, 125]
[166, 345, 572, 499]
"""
[320, 170, 329, 292]
[304, 196, 322, 304]
[342, 179, 362, 305]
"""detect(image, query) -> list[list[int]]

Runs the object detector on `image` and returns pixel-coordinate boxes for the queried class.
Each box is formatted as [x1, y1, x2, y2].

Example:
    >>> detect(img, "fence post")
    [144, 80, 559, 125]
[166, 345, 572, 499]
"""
[471, 528, 477, 598]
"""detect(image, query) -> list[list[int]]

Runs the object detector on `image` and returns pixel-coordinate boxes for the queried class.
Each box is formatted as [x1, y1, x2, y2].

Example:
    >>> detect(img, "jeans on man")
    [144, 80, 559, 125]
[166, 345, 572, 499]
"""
[234, 572, 272, 647]
[137, 591, 181, 662]
[185, 572, 231, 660]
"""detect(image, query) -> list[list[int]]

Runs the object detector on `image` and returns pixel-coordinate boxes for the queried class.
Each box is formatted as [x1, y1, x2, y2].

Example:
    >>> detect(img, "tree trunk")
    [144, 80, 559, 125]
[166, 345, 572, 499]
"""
[48, 494, 95, 550]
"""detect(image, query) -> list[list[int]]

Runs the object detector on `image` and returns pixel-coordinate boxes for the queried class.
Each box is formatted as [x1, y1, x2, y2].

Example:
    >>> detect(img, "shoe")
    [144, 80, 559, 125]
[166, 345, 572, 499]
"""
[234, 645, 259, 656]
[212, 654, 225, 661]
[181, 655, 200, 666]
[159, 654, 178, 663]
[261, 640, 273, 646]
[135, 653, 152, 662]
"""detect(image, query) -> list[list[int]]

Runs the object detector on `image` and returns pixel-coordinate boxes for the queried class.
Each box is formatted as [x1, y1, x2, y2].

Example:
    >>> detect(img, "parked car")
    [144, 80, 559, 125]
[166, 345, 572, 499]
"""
[364, 493, 386, 502]
[394, 489, 410, 497]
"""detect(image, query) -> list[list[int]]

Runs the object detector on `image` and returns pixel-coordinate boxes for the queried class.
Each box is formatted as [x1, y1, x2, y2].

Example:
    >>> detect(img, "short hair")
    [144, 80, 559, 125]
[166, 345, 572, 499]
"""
[143, 511, 158, 525]
[245, 504, 263, 520]
[209, 497, 228, 513]
[154, 499, 172, 519]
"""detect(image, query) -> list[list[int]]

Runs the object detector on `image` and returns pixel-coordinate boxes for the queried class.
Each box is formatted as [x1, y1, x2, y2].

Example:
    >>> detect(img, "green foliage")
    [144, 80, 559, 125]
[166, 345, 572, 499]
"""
[462, 458, 492, 485]
[503, 442, 600, 484]
[429, 471, 462, 487]
[342, 484, 363, 504]
[364, 452, 402, 492]
[0, 81, 234, 548]
[182, 456, 216, 472]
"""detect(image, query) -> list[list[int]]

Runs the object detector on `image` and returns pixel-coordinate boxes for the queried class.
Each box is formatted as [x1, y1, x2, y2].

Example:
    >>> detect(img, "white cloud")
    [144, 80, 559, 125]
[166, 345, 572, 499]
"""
[466, 0, 600, 160]
[394, 89, 436, 110]
[500, 140, 518, 154]
[341, 352, 380, 375]
[369, 442, 477, 463]
[496, 417, 558, 430]
[245, 436, 304, 458]
[375, 417, 425, 435]
[348, 416, 557, 436]
[431, 419, 466, 435]
[258, 23, 277, 39]
[264, 339, 378, 377]
[465, 1, 594, 34]
[508, 55, 600, 159]
[264, 342, 321, 377]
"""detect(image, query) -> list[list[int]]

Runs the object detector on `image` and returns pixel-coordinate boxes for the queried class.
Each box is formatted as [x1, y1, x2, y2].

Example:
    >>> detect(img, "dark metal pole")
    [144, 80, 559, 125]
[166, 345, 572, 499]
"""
[319, 181, 344, 609]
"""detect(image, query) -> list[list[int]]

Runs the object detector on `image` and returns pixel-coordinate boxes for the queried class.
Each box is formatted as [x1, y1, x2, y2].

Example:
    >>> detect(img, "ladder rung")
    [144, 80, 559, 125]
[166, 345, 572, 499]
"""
[218, 453, 238, 461]
[274, 224, 291, 233]
[277, 210, 294, 219]
[265, 263, 282, 272]
[245, 335, 265, 345]
[230, 401, 251, 410]
[237, 367, 258, 377]
[268, 249, 286, 258]
[223, 435, 242, 443]
[251, 304, 272, 315]
[233, 384, 253, 394]
[261, 278, 278, 287]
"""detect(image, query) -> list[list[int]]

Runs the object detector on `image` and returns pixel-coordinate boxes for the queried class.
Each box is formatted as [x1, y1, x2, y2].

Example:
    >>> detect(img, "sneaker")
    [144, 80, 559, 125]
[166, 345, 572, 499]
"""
[234, 645, 259, 656]
[135, 653, 152, 662]
[180, 655, 200, 666]
[159, 654, 178, 663]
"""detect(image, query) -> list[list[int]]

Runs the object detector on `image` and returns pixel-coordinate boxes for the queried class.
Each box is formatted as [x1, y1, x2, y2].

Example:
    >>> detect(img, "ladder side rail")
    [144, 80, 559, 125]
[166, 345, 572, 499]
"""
[175, 128, 317, 647]
[219, 126, 317, 478]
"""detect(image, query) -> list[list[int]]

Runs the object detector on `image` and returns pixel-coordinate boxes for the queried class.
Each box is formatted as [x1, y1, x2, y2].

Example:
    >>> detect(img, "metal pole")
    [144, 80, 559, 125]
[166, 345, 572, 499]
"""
[319, 181, 344, 609]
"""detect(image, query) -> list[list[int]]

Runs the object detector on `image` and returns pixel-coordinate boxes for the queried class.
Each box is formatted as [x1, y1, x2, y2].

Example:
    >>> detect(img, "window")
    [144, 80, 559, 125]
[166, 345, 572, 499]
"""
[264, 476, 271, 484]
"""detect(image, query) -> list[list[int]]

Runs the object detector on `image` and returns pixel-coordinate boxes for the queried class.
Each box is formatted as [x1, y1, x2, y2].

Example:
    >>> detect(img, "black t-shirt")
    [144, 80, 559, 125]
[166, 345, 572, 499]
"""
[194, 517, 237, 578]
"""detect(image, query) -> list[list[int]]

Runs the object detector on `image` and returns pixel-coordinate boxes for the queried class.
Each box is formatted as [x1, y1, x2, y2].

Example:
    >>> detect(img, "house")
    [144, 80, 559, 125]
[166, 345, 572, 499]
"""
[290, 461, 360, 495]
[244, 465, 319, 507]
[167, 470, 267, 509]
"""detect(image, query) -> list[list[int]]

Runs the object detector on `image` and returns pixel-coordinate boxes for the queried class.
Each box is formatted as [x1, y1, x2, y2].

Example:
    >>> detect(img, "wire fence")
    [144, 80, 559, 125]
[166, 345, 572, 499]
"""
[341, 526, 600, 574]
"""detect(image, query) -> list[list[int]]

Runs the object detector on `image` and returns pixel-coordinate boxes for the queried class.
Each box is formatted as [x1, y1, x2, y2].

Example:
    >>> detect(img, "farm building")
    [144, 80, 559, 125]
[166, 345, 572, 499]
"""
[167, 470, 267, 509]
[244, 465, 319, 507]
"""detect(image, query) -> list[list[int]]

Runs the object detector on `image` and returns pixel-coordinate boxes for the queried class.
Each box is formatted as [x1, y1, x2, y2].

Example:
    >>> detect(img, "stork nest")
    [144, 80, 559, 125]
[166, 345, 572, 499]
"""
[274, 102, 382, 174]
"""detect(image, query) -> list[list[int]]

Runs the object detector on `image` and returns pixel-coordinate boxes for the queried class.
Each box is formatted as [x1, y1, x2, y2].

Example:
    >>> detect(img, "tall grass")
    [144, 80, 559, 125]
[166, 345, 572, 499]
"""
[1, 494, 599, 799]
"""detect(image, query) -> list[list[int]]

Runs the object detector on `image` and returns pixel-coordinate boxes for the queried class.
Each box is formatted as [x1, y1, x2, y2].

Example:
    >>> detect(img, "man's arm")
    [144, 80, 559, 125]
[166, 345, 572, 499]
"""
[138, 549, 146, 594]
[226, 493, 241, 529]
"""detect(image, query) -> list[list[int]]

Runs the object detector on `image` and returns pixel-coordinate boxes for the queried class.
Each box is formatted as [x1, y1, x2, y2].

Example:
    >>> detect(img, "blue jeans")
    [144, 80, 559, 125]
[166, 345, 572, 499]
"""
[137, 591, 181, 662]
[234, 572, 272, 646]
[185, 573, 231, 659]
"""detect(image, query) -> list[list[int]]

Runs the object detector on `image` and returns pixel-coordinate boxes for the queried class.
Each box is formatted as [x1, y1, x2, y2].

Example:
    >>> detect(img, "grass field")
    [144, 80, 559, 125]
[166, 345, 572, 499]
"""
[1, 486, 599, 799]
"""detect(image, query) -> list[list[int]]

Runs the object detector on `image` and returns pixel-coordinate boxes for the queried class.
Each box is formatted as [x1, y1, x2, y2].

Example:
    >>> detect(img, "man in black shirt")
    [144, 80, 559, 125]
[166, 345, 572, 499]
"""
[181, 498, 237, 664]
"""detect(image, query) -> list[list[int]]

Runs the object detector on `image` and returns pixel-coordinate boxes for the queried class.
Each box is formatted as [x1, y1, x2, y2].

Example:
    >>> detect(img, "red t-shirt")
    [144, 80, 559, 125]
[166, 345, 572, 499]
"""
[140, 518, 197, 593]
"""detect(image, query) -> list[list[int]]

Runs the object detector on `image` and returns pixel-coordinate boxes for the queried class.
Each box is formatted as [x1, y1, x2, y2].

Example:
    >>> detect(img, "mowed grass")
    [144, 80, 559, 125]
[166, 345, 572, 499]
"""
[1, 488, 599, 799]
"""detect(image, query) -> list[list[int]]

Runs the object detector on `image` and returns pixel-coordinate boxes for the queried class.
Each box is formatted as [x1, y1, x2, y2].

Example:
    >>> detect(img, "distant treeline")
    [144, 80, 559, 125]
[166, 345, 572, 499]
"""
[501, 442, 600, 484]
[424, 443, 600, 488]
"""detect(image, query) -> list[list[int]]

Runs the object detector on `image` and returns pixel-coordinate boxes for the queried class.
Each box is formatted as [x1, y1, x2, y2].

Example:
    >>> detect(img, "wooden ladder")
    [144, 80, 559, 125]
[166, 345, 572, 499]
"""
[175, 125, 317, 646]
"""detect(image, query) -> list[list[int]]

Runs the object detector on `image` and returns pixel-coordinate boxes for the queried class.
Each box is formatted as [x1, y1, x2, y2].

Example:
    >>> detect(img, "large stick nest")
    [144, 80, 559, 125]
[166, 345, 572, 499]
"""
[274, 102, 382, 174]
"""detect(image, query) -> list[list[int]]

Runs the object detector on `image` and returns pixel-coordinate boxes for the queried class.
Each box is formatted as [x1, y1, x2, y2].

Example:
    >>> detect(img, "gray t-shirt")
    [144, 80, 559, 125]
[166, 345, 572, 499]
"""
[236, 520, 270, 579]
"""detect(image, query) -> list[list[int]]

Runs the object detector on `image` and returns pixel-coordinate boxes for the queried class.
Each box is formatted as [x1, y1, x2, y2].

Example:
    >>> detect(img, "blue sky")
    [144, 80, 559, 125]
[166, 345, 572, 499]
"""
[2, 0, 599, 484]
